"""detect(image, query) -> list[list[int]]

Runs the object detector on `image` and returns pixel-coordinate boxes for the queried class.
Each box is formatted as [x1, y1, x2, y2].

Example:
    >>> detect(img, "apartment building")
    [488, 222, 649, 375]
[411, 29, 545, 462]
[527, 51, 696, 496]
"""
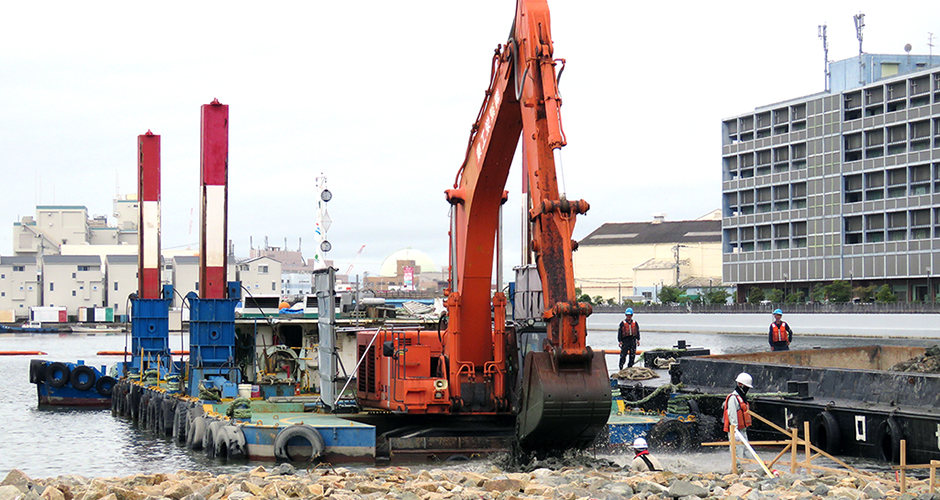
[0, 256, 40, 318]
[722, 54, 940, 301]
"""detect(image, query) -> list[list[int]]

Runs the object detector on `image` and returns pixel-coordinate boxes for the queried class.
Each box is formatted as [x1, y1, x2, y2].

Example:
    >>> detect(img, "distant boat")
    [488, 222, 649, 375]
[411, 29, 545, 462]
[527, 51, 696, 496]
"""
[70, 324, 127, 334]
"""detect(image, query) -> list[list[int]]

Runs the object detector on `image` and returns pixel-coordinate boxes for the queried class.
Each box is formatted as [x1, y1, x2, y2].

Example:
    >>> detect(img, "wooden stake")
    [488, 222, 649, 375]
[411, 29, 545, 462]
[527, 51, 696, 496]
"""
[730, 431, 738, 474]
[930, 460, 938, 493]
[791, 428, 798, 474]
[804, 420, 811, 470]
[901, 440, 907, 493]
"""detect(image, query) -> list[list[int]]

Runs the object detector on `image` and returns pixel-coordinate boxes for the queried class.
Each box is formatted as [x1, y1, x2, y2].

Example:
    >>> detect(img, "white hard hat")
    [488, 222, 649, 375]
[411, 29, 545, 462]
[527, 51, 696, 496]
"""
[735, 372, 753, 388]
[633, 437, 648, 449]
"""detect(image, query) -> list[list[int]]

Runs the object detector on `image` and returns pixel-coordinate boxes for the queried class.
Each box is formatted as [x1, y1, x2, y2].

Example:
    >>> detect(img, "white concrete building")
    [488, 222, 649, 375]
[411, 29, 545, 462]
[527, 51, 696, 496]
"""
[171, 255, 200, 307]
[574, 214, 722, 302]
[105, 254, 137, 319]
[0, 256, 40, 318]
[42, 255, 104, 315]
[237, 256, 282, 297]
[282, 272, 312, 297]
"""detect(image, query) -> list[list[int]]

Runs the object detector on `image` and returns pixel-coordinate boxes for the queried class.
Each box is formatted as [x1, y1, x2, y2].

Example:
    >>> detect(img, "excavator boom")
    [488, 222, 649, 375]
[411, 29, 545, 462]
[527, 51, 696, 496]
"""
[445, 0, 611, 453]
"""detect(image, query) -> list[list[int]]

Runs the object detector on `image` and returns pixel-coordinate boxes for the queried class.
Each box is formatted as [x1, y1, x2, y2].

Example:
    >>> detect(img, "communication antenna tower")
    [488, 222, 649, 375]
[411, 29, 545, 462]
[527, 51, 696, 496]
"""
[854, 13, 865, 84]
[818, 23, 830, 92]
[930, 32, 936, 62]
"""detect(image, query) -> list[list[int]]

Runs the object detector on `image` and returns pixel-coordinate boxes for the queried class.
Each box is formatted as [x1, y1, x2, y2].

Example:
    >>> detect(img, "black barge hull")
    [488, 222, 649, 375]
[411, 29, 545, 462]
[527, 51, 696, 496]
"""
[675, 346, 940, 464]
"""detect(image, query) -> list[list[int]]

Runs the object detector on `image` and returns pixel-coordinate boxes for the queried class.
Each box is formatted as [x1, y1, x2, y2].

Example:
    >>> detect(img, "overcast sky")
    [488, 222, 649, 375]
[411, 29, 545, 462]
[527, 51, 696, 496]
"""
[1, 1, 938, 279]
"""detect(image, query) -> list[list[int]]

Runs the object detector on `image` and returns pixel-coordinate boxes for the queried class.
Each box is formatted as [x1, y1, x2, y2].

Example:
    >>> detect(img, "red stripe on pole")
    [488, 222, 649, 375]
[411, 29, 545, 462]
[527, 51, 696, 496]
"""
[138, 131, 162, 299]
[200, 99, 229, 299]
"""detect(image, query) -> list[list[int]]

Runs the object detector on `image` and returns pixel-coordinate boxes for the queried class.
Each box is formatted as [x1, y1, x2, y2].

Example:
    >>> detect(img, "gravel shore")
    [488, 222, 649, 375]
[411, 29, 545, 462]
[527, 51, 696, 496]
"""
[0, 460, 932, 500]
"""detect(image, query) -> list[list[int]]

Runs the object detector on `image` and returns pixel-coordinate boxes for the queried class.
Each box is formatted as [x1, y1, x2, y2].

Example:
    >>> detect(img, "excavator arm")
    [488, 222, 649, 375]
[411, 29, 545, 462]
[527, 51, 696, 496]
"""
[445, 0, 611, 453]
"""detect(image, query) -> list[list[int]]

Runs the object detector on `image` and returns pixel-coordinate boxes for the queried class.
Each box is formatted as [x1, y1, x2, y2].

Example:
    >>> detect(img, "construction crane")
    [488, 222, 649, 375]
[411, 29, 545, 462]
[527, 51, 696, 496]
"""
[356, 0, 610, 455]
[344, 244, 366, 276]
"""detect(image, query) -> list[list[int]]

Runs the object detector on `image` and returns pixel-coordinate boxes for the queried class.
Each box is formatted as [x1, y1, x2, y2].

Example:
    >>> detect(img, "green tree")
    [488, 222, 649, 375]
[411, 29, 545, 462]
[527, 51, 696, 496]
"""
[875, 284, 898, 303]
[810, 284, 828, 303]
[658, 286, 685, 304]
[746, 287, 765, 304]
[704, 288, 731, 305]
[853, 285, 875, 303]
[827, 280, 852, 303]
[576, 287, 592, 304]
[605, 297, 617, 306]
[764, 288, 784, 303]
[592, 295, 604, 306]
[785, 291, 805, 304]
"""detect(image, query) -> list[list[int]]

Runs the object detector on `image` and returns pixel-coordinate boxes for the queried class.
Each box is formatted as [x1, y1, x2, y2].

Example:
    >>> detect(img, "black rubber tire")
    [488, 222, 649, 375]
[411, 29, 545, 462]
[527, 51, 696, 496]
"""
[647, 418, 693, 452]
[96, 376, 116, 397]
[205, 421, 225, 458]
[811, 411, 842, 455]
[162, 398, 176, 436]
[173, 403, 188, 443]
[46, 362, 70, 388]
[139, 393, 151, 428]
[29, 360, 47, 384]
[129, 385, 141, 421]
[188, 416, 207, 450]
[274, 424, 325, 462]
[876, 418, 904, 463]
[695, 414, 721, 446]
[70, 365, 97, 391]
[215, 425, 247, 460]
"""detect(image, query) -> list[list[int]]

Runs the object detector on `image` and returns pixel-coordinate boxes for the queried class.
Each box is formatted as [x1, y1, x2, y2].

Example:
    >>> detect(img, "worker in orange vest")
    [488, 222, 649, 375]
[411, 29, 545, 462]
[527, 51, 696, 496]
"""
[724, 372, 753, 461]
[618, 308, 640, 369]
[768, 309, 793, 351]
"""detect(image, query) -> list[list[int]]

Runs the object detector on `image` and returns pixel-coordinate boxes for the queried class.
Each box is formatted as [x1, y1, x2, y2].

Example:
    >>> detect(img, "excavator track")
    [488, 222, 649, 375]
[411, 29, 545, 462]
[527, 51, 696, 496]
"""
[516, 349, 612, 454]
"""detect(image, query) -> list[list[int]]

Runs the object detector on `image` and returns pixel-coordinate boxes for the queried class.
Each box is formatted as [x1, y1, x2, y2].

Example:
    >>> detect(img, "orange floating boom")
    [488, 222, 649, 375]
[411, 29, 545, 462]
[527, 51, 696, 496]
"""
[97, 350, 188, 356]
[0, 351, 47, 356]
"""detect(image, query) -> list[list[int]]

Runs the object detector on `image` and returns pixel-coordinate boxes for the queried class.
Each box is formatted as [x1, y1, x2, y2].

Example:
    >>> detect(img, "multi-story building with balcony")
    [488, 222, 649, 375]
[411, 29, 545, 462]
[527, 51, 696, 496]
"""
[722, 54, 940, 302]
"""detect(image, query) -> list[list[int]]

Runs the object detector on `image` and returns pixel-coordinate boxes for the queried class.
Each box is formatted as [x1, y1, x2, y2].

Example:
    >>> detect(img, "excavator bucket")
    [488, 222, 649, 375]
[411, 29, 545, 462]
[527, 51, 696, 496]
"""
[516, 349, 612, 454]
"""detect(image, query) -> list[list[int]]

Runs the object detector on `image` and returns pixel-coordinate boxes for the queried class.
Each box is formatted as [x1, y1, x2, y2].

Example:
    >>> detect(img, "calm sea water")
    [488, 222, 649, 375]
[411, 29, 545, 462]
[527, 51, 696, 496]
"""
[2, 313, 936, 479]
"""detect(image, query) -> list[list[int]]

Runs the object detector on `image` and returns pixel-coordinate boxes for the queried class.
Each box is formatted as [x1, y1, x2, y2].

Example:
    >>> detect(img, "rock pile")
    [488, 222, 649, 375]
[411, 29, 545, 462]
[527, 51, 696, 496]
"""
[0, 461, 927, 500]
[891, 345, 940, 373]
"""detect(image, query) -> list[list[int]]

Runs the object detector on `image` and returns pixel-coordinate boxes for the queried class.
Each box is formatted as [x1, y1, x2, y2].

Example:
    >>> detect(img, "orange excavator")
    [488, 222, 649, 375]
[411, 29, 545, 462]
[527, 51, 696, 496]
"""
[356, 0, 610, 453]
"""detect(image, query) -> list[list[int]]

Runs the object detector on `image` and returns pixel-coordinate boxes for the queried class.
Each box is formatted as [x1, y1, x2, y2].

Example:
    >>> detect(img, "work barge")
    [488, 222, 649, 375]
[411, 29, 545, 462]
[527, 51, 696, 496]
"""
[618, 345, 940, 465]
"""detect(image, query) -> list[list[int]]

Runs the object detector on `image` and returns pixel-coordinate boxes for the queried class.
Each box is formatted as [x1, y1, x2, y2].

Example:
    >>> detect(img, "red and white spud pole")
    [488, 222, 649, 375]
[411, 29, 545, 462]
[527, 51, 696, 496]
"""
[199, 99, 229, 299]
[138, 131, 162, 299]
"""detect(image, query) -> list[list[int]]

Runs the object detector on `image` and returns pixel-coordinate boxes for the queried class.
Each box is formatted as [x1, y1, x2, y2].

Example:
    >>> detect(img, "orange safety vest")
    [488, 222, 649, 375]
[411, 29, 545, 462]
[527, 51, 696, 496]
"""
[620, 321, 638, 338]
[771, 322, 789, 343]
[723, 392, 752, 431]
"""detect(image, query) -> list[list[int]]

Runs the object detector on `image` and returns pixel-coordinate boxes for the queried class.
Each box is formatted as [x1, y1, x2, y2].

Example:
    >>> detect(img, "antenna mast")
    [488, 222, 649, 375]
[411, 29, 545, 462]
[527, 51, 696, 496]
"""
[930, 32, 936, 62]
[818, 24, 830, 92]
[854, 13, 865, 85]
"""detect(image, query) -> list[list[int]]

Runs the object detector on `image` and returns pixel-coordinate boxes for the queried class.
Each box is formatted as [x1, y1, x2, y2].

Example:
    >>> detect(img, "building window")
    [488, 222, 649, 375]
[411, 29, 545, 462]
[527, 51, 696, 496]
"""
[72, 272, 77, 279]
[72, 290, 76, 296]
[0, 274, 4, 279]
[80, 285, 84, 290]
[259, 265, 269, 274]
[77, 266, 89, 272]
[49, 283, 54, 291]
[195, 282, 199, 291]
[1, 292, 4, 297]
[114, 282, 119, 291]
[13, 266, 24, 272]
[272, 282, 276, 291]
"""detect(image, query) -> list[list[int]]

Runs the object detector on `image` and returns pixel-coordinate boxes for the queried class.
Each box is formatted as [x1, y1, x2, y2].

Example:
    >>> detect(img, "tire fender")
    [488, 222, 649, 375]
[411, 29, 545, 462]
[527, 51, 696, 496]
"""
[215, 425, 247, 460]
[876, 418, 904, 463]
[70, 365, 97, 391]
[97, 376, 116, 397]
[46, 362, 70, 388]
[29, 360, 48, 384]
[205, 420, 226, 458]
[188, 416, 207, 450]
[811, 411, 842, 455]
[646, 418, 693, 451]
[273, 424, 325, 462]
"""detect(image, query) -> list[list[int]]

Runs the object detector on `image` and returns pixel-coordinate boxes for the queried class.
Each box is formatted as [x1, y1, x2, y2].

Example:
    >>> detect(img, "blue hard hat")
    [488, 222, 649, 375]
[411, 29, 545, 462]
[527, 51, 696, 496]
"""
[773, 309, 783, 315]
[625, 308, 634, 315]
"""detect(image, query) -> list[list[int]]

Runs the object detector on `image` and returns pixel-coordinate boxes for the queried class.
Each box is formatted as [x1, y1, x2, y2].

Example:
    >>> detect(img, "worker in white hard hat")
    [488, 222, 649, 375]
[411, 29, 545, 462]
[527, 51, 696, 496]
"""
[630, 437, 663, 472]
[724, 372, 753, 465]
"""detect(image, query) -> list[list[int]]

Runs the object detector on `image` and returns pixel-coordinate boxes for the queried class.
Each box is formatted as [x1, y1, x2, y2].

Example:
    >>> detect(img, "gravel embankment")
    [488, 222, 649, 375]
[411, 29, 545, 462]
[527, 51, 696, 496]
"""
[0, 462, 930, 500]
